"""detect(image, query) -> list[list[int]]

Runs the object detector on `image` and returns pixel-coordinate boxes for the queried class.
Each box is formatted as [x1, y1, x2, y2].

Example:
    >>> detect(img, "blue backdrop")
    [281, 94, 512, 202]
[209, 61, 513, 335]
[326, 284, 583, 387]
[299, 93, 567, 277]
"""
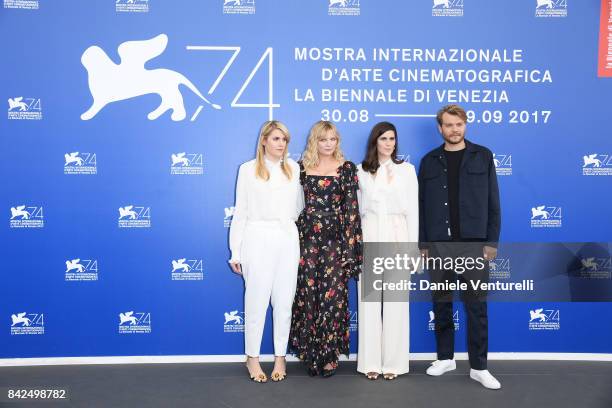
[2, 0, 611, 359]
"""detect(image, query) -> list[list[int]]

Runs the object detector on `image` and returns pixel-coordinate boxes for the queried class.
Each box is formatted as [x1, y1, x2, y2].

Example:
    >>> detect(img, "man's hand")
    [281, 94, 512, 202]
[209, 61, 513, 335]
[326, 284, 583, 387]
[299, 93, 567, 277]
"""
[483, 246, 497, 261]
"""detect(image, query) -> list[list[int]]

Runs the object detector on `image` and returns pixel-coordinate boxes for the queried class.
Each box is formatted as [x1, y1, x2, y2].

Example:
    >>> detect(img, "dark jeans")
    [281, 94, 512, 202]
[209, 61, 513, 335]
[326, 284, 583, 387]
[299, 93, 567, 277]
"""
[428, 241, 489, 370]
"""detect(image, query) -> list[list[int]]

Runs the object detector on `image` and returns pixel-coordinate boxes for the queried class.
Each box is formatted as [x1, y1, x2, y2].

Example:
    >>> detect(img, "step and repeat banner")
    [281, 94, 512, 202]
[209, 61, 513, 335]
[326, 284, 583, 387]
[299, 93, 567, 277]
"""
[2, 0, 611, 359]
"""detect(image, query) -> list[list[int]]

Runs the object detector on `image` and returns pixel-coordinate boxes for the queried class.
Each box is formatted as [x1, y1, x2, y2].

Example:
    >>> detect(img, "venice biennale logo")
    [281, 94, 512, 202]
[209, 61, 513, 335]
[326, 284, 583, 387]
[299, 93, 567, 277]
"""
[115, 0, 149, 13]
[81, 34, 220, 121]
[64, 152, 97, 175]
[224, 310, 244, 333]
[530, 205, 562, 228]
[528, 308, 560, 330]
[11, 312, 45, 335]
[118, 205, 151, 228]
[489, 257, 511, 280]
[493, 153, 512, 176]
[223, 0, 255, 15]
[171, 152, 203, 175]
[171, 258, 204, 281]
[118, 311, 151, 334]
[582, 153, 612, 176]
[578, 257, 612, 279]
[432, 0, 463, 17]
[7, 96, 42, 120]
[328, 0, 360, 16]
[535, 0, 567, 17]
[65, 258, 99, 281]
[9, 205, 44, 228]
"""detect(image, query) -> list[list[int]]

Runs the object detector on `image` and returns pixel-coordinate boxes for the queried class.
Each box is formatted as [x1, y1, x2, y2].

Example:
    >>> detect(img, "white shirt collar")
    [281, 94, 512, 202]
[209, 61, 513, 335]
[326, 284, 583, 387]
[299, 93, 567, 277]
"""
[264, 156, 282, 169]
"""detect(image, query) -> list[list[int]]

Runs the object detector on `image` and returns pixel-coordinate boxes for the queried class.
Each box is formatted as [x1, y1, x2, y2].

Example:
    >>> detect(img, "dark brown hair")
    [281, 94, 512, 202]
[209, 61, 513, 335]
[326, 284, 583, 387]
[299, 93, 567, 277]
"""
[436, 104, 468, 125]
[361, 122, 403, 174]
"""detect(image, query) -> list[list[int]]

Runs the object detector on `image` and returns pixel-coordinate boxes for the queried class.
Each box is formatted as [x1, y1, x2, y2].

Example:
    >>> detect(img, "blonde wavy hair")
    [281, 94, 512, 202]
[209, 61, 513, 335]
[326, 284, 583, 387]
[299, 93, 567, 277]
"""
[301, 120, 345, 170]
[255, 120, 292, 181]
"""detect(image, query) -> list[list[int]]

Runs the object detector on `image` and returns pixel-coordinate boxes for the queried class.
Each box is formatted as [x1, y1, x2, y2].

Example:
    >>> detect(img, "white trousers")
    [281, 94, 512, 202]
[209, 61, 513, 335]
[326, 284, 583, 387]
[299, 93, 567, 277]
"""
[357, 213, 410, 375]
[242, 222, 299, 357]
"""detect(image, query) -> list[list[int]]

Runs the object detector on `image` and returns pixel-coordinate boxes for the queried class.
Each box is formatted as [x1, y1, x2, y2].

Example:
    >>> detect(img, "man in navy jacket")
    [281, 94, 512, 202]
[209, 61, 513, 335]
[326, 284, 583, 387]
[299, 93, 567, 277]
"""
[418, 104, 502, 390]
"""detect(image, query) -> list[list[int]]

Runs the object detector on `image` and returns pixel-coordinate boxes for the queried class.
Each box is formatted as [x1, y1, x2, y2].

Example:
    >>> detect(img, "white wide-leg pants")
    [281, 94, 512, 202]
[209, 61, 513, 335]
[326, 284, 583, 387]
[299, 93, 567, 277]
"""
[357, 213, 410, 375]
[242, 221, 299, 357]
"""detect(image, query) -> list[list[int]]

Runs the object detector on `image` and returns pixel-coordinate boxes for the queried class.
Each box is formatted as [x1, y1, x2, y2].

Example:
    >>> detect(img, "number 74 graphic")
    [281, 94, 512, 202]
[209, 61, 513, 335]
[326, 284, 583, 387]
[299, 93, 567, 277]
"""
[185, 46, 279, 121]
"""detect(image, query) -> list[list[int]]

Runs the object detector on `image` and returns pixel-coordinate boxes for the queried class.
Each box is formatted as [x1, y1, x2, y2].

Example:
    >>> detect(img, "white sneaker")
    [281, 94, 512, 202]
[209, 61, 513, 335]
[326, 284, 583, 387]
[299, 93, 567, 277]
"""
[426, 359, 456, 376]
[470, 369, 501, 390]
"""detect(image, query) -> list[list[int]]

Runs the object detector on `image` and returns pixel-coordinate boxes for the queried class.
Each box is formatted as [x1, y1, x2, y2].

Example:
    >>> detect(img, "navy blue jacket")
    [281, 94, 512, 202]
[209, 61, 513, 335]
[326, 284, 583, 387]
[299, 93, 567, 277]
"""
[418, 139, 501, 246]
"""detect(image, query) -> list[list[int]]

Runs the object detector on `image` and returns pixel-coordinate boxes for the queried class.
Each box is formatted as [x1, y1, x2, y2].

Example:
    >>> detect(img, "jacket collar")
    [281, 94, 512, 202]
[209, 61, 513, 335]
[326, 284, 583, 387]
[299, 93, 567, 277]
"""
[429, 139, 479, 157]
[429, 139, 480, 169]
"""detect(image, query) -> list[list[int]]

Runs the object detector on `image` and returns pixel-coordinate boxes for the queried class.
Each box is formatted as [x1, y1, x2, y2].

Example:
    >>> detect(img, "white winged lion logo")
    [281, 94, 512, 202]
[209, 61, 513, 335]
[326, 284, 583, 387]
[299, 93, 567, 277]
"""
[8, 97, 29, 111]
[224, 310, 243, 324]
[11, 313, 32, 327]
[81, 34, 220, 121]
[529, 308, 547, 322]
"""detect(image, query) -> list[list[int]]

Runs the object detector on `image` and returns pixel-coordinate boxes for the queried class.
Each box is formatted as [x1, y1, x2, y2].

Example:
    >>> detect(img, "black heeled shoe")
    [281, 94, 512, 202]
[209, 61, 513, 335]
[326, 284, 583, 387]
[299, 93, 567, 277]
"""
[322, 368, 336, 377]
[321, 362, 337, 378]
[307, 367, 318, 377]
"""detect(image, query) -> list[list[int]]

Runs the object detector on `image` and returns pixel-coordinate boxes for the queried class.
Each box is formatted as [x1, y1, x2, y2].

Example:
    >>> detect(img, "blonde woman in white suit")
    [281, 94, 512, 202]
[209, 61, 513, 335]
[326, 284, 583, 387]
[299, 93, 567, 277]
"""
[229, 121, 303, 383]
[356, 122, 419, 380]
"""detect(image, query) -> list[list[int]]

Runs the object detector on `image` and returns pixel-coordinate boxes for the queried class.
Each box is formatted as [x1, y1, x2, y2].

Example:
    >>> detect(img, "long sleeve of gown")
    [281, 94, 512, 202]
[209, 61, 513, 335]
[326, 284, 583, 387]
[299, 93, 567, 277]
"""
[228, 164, 248, 263]
[296, 173, 305, 219]
[404, 164, 420, 242]
[340, 162, 363, 279]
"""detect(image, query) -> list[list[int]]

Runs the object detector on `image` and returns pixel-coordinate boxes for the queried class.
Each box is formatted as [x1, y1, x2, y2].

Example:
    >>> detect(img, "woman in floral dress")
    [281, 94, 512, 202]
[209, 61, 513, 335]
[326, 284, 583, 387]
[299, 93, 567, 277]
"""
[290, 120, 362, 377]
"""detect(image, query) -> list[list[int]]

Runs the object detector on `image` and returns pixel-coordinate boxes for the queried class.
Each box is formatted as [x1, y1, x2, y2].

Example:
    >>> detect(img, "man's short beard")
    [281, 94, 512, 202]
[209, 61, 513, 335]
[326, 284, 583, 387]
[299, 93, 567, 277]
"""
[443, 132, 465, 144]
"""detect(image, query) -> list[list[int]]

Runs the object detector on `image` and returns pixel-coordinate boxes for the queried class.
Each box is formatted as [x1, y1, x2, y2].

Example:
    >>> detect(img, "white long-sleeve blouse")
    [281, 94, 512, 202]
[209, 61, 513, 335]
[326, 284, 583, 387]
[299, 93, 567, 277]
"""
[229, 157, 303, 262]
[357, 159, 419, 242]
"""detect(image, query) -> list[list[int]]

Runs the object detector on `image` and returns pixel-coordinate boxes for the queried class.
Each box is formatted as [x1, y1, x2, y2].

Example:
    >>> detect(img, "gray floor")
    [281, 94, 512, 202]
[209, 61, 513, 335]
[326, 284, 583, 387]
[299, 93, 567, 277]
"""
[0, 360, 610, 408]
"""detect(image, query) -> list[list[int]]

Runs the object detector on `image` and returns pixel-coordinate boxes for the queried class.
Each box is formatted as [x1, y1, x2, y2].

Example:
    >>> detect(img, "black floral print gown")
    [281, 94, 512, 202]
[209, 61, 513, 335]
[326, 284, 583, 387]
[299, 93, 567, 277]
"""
[290, 161, 363, 373]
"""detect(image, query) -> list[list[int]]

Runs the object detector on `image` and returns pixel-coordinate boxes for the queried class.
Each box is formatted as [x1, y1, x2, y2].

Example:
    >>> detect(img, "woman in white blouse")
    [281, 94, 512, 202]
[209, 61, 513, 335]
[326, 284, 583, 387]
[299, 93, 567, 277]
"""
[356, 122, 419, 380]
[229, 121, 303, 383]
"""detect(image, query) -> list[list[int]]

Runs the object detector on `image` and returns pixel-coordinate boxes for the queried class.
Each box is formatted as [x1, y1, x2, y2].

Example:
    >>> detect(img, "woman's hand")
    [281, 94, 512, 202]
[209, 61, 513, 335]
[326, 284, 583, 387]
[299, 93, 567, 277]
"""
[230, 262, 242, 274]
